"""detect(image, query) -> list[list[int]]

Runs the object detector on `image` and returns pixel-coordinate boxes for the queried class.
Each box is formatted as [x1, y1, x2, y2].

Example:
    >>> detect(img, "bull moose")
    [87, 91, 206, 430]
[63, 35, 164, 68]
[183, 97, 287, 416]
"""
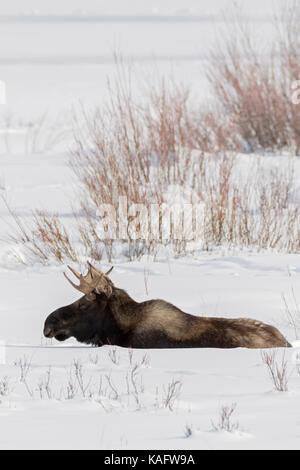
[44, 263, 291, 349]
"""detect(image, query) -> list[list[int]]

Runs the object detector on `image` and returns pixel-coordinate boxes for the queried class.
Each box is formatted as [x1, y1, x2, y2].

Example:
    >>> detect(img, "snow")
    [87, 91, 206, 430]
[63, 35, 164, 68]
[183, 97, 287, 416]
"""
[0, 0, 283, 17]
[0, 0, 299, 450]
[0, 0, 279, 118]
[0, 238, 299, 449]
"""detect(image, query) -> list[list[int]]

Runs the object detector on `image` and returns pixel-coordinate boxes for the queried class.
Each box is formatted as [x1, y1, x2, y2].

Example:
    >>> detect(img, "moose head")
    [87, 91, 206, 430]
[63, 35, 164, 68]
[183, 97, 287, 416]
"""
[43, 263, 115, 345]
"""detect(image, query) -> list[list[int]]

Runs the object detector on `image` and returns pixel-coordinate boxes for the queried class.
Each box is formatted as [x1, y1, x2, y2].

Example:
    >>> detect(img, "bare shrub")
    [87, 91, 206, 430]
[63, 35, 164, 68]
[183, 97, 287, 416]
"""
[0, 176, 5, 192]
[127, 349, 150, 368]
[89, 354, 99, 365]
[5, 74, 201, 264]
[128, 364, 145, 409]
[5, 52, 300, 265]
[0, 376, 11, 397]
[70, 74, 198, 262]
[195, 153, 300, 252]
[211, 403, 240, 433]
[140, 353, 151, 368]
[0, 112, 71, 155]
[66, 371, 77, 400]
[194, 107, 241, 154]
[37, 367, 52, 400]
[14, 356, 33, 397]
[6, 151, 300, 264]
[207, 3, 300, 154]
[261, 350, 289, 392]
[7, 152, 300, 263]
[30, 211, 78, 263]
[108, 346, 120, 366]
[184, 424, 193, 438]
[4, 198, 79, 265]
[282, 293, 299, 340]
[295, 351, 300, 376]
[282, 272, 300, 340]
[105, 374, 119, 401]
[144, 266, 150, 296]
[73, 360, 92, 398]
[144, 78, 197, 185]
[128, 348, 134, 366]
[3, 351, 183, 414]
[14, 356, 31, 383]
[162, 379, 182, 411]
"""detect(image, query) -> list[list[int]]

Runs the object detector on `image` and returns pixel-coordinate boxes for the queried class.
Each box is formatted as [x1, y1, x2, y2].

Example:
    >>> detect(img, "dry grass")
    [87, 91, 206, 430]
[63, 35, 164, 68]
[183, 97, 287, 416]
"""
[5, 43, 300, 265]
[211, 403, 240, 433]
[184, 424, 193, 438]
[14, 355, 34, 397]
[0, 112, 71, 155]
[0, 376, 10, 397]
[5, 199, 79, 264]
[261, 350, 289, 392]
[70, 73, 198, 261]
[195, 153, 300, 252]
[162, 379, 182, 411]
[207, 2, 300, 154]
[37, 367, 53, 400]
[6, 113, 300, 264]
[3, 349, 181, 414]
[282, 281, 300, 341]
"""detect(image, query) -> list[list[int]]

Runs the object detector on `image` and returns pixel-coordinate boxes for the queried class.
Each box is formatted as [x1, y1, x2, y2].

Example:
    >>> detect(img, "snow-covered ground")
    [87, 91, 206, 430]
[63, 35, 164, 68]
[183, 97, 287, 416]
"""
[0, 247, 300, 450]
[0, 0, 300, 451]
[0, 149, 299, 450]
[0, 0, 279, 118]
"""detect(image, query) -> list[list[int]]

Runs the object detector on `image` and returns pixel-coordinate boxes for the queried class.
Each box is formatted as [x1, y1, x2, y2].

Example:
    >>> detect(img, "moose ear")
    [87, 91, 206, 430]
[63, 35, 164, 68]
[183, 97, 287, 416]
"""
[93, 277, 113, 298]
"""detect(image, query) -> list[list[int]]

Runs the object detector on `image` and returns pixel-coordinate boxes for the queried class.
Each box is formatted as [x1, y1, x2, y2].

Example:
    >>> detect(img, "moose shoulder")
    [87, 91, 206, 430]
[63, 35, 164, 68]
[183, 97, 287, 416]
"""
[44, 264, 291, 349]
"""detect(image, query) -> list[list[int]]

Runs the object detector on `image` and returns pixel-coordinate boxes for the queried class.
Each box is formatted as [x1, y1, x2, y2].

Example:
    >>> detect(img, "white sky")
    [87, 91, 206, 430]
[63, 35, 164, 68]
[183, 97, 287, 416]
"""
[0, 0, 282, 16]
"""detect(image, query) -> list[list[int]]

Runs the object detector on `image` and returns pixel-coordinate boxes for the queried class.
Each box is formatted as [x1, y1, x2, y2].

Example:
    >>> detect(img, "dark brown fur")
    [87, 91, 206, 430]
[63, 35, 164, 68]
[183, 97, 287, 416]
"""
[44, 286, 291, 349]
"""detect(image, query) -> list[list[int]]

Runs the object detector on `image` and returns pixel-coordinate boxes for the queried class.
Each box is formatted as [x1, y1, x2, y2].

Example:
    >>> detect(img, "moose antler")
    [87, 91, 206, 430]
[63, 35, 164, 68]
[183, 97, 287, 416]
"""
[64, 263, 114, 297]
[105, 266, 114, 276]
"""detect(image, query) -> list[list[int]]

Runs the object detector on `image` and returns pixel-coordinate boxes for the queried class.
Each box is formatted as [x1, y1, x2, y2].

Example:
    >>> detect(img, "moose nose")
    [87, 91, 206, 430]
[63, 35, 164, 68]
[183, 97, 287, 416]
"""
[44, 326, 54, 338]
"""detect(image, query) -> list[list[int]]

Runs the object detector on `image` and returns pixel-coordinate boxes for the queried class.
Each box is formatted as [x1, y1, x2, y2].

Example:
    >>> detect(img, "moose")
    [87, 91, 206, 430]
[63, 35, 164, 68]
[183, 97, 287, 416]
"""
[44, 263, 291, 349]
